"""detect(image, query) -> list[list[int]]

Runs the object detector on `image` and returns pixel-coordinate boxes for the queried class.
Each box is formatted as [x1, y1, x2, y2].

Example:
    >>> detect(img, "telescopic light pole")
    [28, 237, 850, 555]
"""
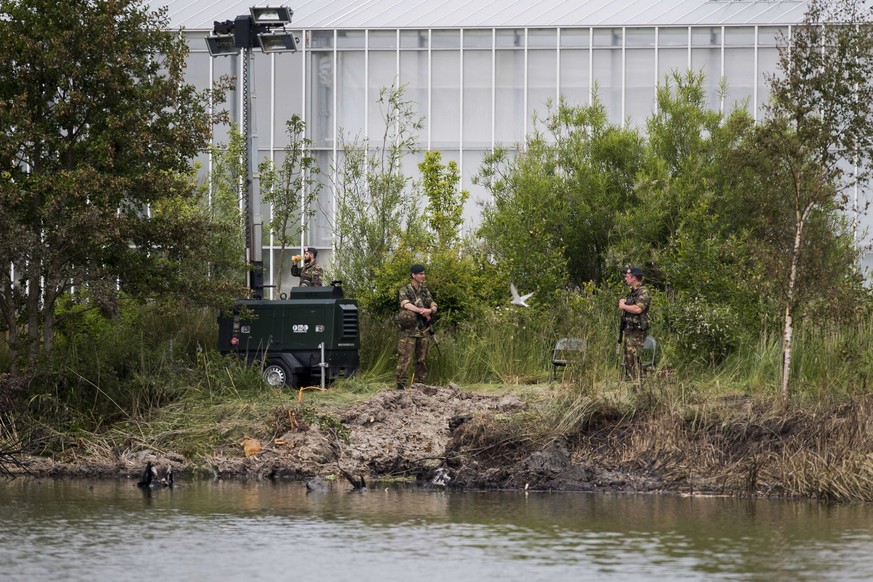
[206, 6, 297, 298]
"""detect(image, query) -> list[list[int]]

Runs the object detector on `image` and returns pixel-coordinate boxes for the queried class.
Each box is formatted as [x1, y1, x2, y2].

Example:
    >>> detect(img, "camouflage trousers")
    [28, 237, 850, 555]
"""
[623, 329, 646, 383]
[396, 336, 431, 385]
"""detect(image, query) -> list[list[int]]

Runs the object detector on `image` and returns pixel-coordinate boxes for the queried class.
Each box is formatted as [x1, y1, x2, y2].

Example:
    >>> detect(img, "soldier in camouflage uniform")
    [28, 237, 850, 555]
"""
[619, 266, 651, 383]
[395, 264, 437, 390]
[291, 246, 323, 287]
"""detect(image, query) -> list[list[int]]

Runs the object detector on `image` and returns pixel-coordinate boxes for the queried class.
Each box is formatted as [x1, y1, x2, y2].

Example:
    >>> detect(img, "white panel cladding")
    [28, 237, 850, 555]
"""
[163, 1, 811, 31]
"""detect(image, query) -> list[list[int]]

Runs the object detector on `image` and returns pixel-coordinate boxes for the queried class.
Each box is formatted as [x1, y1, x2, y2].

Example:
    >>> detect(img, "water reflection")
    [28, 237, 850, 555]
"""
[1, 478, 871, 581]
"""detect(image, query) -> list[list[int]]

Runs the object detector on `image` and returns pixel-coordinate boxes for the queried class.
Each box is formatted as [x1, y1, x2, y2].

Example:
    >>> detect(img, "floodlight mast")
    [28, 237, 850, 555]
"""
[205, 6, 297, 298]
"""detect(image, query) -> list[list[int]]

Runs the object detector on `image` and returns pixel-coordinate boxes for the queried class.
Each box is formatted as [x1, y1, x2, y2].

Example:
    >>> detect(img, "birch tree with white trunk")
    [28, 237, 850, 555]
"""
[758, 0, 873, 403]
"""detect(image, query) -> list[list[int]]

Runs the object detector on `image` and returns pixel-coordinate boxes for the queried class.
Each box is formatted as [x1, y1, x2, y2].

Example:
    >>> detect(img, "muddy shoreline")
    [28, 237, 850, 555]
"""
[8, 385, 873, 500]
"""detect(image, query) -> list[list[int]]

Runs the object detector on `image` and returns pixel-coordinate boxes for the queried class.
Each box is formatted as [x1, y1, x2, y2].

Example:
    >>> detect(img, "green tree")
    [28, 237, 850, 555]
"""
[364, 149, 490, 326]
[476, 140, 568, 302]
[259, 115, 322, 296]
[204, 125, 248, 288]
[549, 99, 645, 286]
[615, 71, 768, 363]
[412, 150, 485, 326]
[617, 71, 754, 285]
[420, 151, 468, 248]
[745, 0, 873, 402]
[0, 0, 233, 370]
[476, 98, 644, 300]
[331, 84, 425, 303]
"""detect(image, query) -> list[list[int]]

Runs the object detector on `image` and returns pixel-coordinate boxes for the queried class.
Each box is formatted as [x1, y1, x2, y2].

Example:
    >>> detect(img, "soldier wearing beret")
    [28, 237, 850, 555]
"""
[395, 264, 437, 390]
[619, 266, 651, 383]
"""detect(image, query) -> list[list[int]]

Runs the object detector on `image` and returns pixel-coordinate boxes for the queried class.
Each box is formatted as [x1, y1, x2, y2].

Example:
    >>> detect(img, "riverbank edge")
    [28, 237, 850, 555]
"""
[6, 385, 873, 501]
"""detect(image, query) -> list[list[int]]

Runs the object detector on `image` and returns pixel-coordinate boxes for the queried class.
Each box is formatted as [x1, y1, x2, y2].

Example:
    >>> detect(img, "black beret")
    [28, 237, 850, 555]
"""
[625, 266, 643, 278]
[410, 264, 426, 274]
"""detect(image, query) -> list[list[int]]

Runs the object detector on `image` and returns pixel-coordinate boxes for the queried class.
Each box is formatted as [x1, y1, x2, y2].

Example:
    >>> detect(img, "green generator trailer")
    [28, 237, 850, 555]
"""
[208, 19, 360, 389]
[218, 284, 360, 387]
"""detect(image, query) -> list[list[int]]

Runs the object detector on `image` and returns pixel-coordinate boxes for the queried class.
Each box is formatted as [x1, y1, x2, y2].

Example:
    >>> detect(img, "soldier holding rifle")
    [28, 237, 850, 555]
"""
[395, 264, 438, 390]
[618, 266, 651, 383]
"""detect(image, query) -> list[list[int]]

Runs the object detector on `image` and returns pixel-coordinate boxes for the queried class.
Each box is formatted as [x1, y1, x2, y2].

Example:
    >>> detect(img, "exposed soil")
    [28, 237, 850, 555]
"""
[7, 384, 873, 500]
[11, 383, 527, 486]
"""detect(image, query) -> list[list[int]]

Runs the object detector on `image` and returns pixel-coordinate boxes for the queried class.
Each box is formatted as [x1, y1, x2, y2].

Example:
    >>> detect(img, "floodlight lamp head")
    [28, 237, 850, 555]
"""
[257, 31, 298, 53]
[250, 6, 293, 25]
[206, 34, 240, 56]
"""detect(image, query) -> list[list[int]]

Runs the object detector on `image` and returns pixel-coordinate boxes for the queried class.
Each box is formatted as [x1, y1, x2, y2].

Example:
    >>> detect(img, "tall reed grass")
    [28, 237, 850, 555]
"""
[4, 290, 873, 452]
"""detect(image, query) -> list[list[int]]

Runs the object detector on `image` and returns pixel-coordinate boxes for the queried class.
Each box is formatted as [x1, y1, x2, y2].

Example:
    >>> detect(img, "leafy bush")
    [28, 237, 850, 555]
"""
[21, 297, 220, 429]
[664, 294, 740, 366]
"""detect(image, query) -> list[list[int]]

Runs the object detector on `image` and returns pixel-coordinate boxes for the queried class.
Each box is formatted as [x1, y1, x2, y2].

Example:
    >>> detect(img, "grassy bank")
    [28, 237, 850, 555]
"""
[1, 298, 872, 500]
[446, 379, 873, 501]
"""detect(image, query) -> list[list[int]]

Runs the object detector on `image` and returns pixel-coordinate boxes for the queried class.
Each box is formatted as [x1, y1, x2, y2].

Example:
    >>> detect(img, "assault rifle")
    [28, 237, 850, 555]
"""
[617, 312, 627, 346]
[417, 312, 442, 356]
[616, 313, 627, 376]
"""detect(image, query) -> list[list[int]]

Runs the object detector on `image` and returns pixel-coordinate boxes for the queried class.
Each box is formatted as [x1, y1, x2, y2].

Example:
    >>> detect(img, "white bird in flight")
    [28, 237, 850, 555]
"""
[510, 283, 534, 307]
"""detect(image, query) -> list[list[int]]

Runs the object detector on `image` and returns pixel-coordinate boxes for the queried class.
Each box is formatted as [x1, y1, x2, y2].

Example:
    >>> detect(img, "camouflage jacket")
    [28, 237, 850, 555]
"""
[623, 284, 651, 331]
[291, 260, 323, 287]
[398, 283, 437, 338]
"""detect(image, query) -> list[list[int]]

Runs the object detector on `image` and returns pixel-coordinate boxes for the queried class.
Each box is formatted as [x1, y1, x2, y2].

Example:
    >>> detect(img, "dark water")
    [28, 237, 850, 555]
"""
[1, 478, 871, 581]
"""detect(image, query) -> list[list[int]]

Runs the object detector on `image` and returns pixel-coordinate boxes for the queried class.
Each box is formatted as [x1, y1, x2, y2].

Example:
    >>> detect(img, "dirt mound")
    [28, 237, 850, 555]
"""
[336, 383, 525, 478]
[206, 383, 526, 483]
[6, 384, 526, 484]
